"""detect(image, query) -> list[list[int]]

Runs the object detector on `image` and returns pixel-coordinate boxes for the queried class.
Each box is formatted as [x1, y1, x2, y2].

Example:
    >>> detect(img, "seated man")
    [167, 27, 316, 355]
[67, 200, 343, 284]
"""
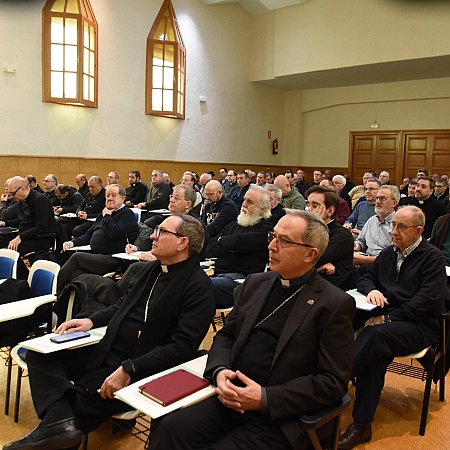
[207, 186, 273, 307]
[274, 175, 306, 210]
[62, 176, 106, 238]
[344, 178, 380, 235]
[149, 210, 355, 450]
[339, 206, 449, 449]
[320, 178, 350, 224]
[0, 176, 55, 277]
[0, 178, 19, 227]
[124, 170, 147, 207]
[265, 183, 285, 227]
[202, 180, 239, 237]
[4, 214, 215, 450]
[430, 212, 450, 265]
[353, 185, 399, 272]
[306, 185, 354, 290]
[229, 171, 250, 210]
[54, 184, 83, 215]
[58, 184, 139, 286]
[43, 173, 60, 207]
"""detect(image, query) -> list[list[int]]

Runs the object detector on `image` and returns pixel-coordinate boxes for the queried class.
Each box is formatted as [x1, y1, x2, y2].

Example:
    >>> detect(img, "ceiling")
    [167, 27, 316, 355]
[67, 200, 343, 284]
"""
[254, 55, 450, 91]
[199, 0, 309, 16]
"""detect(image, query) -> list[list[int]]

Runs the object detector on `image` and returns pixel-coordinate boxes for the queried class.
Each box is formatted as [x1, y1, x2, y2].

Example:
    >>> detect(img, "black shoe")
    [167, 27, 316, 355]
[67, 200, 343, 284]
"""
[3, 418, 82, 450]
[338, 420, 372, 450]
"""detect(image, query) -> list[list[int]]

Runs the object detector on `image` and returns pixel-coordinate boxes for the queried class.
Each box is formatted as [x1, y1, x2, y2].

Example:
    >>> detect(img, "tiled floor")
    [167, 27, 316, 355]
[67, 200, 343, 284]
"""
[1, 335, 449, 450]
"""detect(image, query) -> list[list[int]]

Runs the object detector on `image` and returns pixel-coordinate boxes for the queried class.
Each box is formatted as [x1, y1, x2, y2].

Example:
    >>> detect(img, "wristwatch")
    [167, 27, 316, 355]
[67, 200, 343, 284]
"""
[121, 359, 135, 375]
[384, 314, 392, 323]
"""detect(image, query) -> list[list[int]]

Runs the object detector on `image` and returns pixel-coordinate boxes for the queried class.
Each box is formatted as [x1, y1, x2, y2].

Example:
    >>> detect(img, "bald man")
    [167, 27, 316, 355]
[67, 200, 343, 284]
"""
[0, 176, 55, 277]
[274, 175, 306, 210]
[202, 180, 239, 237]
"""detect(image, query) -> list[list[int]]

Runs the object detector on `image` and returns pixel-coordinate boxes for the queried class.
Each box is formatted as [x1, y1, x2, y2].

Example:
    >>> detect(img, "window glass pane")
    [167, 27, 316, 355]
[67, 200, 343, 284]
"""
[66, 0, 79, 14]
[152, 89, 163, 111]
[179, 69, 185, 94]
[90, 25, 95, 51]
[165, 19, 175, 41]
[83, 48, 89, 74]
[51, 0, 65, 13]
[51, 72, 63, 98]
[65, 18, 78, 45]
[177, 92, 184, 114]
[153, 66, 163, 89]
[84, 22, 89, 46]
[164, 45, 174, 68]
[163, 67, 173, 90]
[89, 51, 95, 76]
[65, 72, 77, 98]
[163, 89, 173, 111]
[51, 17, 64, 44]
[154, 21, 166, 41]
[90, 76, 94, 102]
[65, 45, 78, 72]
[153, 45, 163, 66]
[83, 74, 88, 101]
[51, 44, 64, 71]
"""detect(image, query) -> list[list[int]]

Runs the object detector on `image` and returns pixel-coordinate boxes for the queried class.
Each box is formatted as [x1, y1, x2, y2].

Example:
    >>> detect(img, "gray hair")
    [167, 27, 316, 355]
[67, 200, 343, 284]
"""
[264, 184, 282, 200]
[174, 214, 205, 256]
[152, 169, 164, 177]
[332, 174, 346, 186]
[173, 184, 196, 208]
[379, 185, 400, 202]
[366, 178, 382, 187]
[249, 185, 271, 219]
[397, 205, 426, 227]
[89, 176, 103, 185]
[285, 209, 330, 262]
[105, 184, 126, 197]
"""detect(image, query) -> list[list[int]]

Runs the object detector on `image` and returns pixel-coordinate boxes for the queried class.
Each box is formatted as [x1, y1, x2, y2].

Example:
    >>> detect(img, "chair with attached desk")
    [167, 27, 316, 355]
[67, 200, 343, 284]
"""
[4, 260, 60, 421]
[0, 248, 20, 279]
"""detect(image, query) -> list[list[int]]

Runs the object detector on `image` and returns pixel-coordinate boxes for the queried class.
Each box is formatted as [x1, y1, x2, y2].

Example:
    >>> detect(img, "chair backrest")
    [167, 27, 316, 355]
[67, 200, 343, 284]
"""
[130, 208, 142, 222]
[0, 249, 20, 279]
[27, 260, 60, 296]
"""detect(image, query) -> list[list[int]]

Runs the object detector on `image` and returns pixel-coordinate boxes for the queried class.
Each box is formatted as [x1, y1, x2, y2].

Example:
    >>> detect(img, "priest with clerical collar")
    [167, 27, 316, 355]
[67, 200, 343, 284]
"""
[148, 210, 356, 450]
[4, 214, 214, 450]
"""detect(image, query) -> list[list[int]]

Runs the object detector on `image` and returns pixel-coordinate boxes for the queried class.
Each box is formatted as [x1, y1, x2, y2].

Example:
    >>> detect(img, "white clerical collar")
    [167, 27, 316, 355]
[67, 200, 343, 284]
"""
[161, 264, 168, 273]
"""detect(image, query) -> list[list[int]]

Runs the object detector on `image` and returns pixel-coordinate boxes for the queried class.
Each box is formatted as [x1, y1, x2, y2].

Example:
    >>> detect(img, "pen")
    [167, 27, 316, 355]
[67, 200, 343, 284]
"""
[126, 235, 129, 244]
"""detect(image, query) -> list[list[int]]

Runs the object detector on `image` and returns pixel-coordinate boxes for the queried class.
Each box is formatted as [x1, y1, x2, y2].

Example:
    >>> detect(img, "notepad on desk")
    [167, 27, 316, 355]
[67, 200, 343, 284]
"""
[346, 289, 377, 311]
[19, 327, 107, 354]
[112, 252, 144, 261]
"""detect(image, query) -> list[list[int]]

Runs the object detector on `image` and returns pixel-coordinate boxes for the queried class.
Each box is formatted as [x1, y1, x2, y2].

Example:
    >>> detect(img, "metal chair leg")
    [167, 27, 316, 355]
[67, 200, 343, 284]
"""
[14, 366, 23, 423]
[5, 348, 12, 415]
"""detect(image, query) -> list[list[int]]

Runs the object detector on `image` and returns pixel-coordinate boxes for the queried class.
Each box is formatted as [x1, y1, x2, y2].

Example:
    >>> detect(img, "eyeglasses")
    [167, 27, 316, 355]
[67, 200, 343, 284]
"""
[10, 186, 22, 197]
[154, 226, 185, 239]
[169, 194, 185, 201]
[375, 196, 388, 202]
[205, 192, 219, 197]
[391, 221, 419, 231]
[267, 231, 314, 249]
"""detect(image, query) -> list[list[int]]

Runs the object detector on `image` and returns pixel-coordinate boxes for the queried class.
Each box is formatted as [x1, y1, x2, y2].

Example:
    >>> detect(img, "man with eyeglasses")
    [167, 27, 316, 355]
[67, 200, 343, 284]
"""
[5, 214, 215, 450]
[224, 170, 237, 197]
[75, 173, 89, 198]
[344, 178, 380, 235]
[149, 210, 355, 450]
[339, 206, 449, 449]
[0, 176, 55, 277]
[136, 169, 171, 213]
[202, 180, 238, 238]
[353, 186, 399, 271]
[43, 173, 60, 207]
[207, 186, 273, 308]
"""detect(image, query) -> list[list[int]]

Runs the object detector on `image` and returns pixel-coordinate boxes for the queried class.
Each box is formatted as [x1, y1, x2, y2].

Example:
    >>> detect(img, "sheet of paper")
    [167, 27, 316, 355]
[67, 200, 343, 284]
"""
[112, 252, 144, 261]
[346, 289, 377, 311]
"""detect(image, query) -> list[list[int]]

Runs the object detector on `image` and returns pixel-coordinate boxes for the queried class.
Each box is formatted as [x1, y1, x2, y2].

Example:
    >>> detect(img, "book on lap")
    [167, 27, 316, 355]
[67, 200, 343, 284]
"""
[138, 369, 209, 406]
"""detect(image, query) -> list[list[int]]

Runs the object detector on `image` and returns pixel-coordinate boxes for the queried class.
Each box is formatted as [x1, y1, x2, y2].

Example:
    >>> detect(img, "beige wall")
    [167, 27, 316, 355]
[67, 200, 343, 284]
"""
[0, 0, 285, 166]
[251, 0, 450, 79]
[287, 78, 450, 167]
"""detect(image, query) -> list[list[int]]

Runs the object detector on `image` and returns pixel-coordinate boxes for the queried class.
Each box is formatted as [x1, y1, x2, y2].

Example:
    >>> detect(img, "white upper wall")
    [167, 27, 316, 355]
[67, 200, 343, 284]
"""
[0, 0, 285, 165]
[252, 0, 450, 80]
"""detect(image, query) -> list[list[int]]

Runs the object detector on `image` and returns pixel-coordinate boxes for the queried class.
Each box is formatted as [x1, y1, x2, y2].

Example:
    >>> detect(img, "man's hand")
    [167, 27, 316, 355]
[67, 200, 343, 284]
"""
[99, 367, 131, 399]
[317, 263, 335, 275]
[1, 193, 8, 202]
[55, 318, 93, 334]
[78, 211, 87, 220]
[136, 203, 145, 209]
[139, 252, 157, 262]
[366, 289, 389, 308]
[102, 207, 114, 216]
[0, 221, 5, 227]
[215, 369, 262, 414]
[8, 236, 21, 251]
[364, 316, 386, 327]
[343, 223, 352, 230]
[62, 241, 74, 251]
[125, 201, 132, 207]
[125, 243, 138, 254]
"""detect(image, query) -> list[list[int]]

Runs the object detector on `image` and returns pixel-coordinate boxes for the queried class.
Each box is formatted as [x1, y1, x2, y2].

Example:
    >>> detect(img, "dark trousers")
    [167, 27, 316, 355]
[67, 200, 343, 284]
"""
[352, 320, 438, 422]
[148, 395, 293, 450]
[211, 273, 244, 308]
[62, 219, 93, 238]
[26, 347, 132, 434]
[58, 253, 128, 286]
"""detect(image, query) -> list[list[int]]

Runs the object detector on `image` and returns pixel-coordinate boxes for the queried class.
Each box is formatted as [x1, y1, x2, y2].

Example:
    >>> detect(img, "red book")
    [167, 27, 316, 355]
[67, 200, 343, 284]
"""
[138, 369, 210, 406]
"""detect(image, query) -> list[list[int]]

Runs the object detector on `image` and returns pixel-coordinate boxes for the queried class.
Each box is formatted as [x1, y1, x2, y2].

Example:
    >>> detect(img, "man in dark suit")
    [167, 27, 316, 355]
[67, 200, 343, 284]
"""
[4, 214, 215, 450]
[149, 210, 356, 450]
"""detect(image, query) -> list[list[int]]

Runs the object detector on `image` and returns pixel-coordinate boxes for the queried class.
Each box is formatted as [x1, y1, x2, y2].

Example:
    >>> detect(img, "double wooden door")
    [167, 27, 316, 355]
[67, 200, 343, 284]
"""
[349, 130, 450, 185]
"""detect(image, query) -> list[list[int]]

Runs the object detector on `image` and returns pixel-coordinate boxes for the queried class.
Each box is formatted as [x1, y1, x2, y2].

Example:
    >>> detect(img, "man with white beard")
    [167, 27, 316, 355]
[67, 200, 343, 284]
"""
[206, 186, 273, 308]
